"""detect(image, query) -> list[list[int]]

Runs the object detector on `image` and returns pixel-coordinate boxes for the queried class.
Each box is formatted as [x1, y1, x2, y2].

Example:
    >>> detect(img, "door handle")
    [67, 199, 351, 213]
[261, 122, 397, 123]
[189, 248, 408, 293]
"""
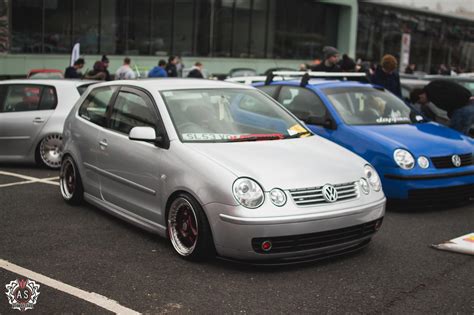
[33, 117, 45, 123]
[99, 140, 108, 149]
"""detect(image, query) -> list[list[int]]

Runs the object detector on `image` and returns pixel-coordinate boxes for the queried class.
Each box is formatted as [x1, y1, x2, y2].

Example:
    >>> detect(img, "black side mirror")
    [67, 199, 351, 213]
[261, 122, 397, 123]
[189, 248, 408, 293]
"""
[305, 116, 336, 129]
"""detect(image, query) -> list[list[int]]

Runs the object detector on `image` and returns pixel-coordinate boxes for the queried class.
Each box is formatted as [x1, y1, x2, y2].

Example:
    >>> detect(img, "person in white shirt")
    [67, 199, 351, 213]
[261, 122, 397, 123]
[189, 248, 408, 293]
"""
[115, 57, 136, 80]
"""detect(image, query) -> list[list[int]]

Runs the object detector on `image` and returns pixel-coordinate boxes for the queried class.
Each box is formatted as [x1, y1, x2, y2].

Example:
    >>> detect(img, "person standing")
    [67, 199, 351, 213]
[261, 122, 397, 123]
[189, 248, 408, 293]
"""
[311, 46, 341, 72]
[187, 62, 204, 78]
[165, 56, 178, 77]
[371, 54, 402, 98]
[85, 55, 111, 81]
[148, 60, 168, 78]
[115, 57, 136, 80]
[64, 58, 85, 79]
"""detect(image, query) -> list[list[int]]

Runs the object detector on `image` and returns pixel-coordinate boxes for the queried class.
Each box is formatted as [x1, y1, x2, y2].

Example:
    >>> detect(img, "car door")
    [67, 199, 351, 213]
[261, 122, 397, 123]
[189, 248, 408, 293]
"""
[276, 85, 336, 139]
[0, 84, 56, 158]
[96, 87, 165, 222]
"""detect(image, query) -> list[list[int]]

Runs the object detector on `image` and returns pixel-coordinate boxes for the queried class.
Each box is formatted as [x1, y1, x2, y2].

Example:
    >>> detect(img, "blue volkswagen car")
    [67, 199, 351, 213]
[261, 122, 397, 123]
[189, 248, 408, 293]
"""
[254, 78, 474, 206]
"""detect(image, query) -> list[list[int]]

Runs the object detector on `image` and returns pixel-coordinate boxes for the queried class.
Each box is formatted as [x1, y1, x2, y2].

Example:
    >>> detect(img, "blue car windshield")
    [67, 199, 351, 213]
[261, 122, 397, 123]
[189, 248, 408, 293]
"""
[323, 87, 422, 125]
[161, 88, 311, 142]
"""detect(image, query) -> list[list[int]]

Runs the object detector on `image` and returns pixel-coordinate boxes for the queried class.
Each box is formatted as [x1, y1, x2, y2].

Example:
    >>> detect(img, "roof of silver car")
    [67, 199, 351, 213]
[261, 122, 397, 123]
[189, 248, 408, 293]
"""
[0, 79, 96, 86]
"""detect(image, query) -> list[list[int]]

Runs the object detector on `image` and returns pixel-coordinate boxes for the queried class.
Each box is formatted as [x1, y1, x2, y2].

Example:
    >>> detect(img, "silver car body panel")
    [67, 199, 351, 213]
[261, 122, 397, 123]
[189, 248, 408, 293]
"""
[62, 79, 386, 260]
[0, 79, 94, 164]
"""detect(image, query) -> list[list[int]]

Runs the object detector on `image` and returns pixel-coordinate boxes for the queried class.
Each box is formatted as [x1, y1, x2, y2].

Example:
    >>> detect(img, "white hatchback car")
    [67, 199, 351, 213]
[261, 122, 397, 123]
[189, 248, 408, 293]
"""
[0, 80, 94, 168]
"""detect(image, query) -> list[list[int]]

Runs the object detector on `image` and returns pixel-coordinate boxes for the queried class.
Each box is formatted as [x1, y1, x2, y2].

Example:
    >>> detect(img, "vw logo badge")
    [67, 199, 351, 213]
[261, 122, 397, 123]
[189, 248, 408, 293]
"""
[452, 155, 461, 167]
[322, 184, 338, 202]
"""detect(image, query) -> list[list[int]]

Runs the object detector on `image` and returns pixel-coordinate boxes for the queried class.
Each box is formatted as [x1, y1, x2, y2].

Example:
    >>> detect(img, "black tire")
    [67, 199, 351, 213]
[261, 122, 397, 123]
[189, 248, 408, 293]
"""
[167, 193, 215, 261]
[59, 156, 84, 205]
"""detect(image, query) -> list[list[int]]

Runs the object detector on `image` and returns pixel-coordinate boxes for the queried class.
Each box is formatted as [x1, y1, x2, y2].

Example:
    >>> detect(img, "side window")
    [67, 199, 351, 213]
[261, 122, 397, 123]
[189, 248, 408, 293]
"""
[109, 91, 156, 134]
[2, 85, 44, 112]
[277, 86, 327, 120]
[79, 86, 117, 127]
[38, 87, 57, 110]
[256, 85, 279, 98]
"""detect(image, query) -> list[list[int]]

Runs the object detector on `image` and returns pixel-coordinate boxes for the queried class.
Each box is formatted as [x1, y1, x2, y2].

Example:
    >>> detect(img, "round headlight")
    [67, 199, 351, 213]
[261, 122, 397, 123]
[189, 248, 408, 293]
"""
[393, 149, 415, 170]
[417, 156, 430, 169]
[359, 178, 370, 194]
[269, 188, 287, 206]
[364, 165, 381, 192]
[233, 178, 264, 208]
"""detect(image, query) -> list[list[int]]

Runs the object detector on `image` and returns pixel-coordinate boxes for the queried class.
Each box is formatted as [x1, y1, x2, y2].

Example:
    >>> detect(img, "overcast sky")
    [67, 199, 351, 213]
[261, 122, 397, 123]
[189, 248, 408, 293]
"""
[368, 0, 474, 14]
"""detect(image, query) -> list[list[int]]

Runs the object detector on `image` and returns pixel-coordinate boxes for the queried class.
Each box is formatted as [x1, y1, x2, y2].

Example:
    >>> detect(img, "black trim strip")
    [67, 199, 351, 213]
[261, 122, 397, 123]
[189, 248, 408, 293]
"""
[385, 170, 474, 180]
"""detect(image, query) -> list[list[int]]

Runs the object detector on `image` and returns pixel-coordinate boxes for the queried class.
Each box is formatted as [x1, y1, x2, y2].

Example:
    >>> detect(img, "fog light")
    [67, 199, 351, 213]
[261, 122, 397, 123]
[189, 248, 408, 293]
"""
[417, 156, 430, 169]
[261, 240, 272, 252]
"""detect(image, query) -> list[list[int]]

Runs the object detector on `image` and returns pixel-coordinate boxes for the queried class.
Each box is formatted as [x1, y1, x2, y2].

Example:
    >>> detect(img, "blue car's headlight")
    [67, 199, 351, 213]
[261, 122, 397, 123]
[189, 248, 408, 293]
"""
[364, 165, 381, 192]
[394, 149, 415, 170]
[233, 178, 265, 208]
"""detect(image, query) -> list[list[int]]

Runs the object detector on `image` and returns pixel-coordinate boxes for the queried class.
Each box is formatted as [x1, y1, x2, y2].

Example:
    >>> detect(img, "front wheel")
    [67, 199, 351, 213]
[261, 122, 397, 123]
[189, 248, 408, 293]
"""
[167, 193, 214, 260]
[59, 156, 84, 205]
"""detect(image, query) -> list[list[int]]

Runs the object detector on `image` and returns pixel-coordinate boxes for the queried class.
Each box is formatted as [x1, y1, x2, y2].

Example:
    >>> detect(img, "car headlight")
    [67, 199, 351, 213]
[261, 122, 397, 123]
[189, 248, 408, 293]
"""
[393, 149, 415, 170]
[364, 165, 381, 192]
[233, 178, 264, 208]
[269, 188, 287, 206]
[359, 178, 370, 194]
[417, 156, 430, 169]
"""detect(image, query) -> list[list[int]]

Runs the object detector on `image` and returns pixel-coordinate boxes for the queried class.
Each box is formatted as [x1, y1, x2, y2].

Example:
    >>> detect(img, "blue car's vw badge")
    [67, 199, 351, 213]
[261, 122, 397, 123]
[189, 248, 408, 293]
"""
[452, 155, 461, 167]
[322, 184, 338, 202]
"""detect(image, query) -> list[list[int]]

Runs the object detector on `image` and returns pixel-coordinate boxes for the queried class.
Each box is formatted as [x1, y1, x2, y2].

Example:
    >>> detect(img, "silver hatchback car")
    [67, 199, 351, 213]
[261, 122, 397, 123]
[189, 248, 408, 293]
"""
[60, 79, 386, 263]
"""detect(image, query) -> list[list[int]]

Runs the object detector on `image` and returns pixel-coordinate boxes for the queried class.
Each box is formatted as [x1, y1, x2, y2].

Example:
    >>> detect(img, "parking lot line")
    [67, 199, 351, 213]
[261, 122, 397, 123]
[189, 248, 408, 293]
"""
[0, 258, 140, 315]
[0, 171, 59, 187]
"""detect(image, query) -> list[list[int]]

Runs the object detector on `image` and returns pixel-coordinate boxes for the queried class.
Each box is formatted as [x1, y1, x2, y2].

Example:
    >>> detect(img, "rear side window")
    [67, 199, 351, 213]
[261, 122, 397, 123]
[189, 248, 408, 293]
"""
[109, 91, 156, 134]
[77, 83, 95, 96]
[79, 86, 117, 127]
[0, 85, 57, 112]
[277, 86, 327, 120]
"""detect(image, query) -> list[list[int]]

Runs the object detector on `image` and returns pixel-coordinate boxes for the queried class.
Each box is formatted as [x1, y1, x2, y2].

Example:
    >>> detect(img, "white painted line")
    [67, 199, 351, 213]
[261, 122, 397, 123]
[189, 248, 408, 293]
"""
[0, 259, 141, 315]
[0, 171, 60, 187]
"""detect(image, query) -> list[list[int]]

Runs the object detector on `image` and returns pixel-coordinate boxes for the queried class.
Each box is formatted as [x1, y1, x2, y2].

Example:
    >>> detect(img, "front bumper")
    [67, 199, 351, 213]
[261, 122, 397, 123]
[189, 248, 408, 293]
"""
[205, 197, 385, 261]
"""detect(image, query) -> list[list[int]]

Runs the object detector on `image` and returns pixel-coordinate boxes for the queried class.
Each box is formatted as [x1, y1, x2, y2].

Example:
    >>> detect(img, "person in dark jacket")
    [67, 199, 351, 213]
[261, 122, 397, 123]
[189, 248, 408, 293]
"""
[64, 58, 85, 79]
[371, 54, 402, 98]
[85, 55, 111, 81]
[165, 56, 178, 77]
[311, 46, 341, 72]
[339, 54, 356, 72]
[423, 80, 474, 136]
[187, 62, 204, 78]
[148, 59, 168, 78]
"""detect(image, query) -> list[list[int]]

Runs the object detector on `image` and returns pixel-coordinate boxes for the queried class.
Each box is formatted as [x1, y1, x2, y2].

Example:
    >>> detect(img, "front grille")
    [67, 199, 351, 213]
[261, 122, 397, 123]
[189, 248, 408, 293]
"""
[407, 184, 474, 206]
[431, 153, 473, 169]
[252, 219, 382, 254]
[289, 182, 359, 206]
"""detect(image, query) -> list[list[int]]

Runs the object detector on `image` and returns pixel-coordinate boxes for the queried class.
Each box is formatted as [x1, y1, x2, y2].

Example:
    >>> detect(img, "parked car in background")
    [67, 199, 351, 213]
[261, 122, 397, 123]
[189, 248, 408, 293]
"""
[27, 69, 64, 79]
[60, 79, 385, 263]
[0, 80, 95, 168]
[256, 74, 474, 206]
[227, 68, 257, 78]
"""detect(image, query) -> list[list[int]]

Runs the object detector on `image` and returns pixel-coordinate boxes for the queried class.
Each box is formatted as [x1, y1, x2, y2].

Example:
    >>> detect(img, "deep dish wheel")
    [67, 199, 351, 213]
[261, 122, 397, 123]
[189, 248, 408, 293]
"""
[39, 134, 63, 169]
[59, 156, 84, 205]
[167, 193, 214, 260]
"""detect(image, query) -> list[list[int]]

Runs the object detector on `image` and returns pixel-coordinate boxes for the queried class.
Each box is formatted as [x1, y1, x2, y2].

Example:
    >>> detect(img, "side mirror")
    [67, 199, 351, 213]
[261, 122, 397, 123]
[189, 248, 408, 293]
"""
[129, 126, 158, 142]
[305, 116, 336, 129]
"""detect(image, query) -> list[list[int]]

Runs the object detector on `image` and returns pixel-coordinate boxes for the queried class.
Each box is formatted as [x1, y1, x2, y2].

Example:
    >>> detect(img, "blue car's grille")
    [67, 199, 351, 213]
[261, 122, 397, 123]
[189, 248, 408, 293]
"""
[289, 182, 359, 206]
[430, 153, 473, 169]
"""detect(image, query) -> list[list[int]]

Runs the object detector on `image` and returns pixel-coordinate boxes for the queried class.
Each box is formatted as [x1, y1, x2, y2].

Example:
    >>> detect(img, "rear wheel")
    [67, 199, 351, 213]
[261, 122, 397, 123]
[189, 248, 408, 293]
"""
[59, 156, 84, 205]
[167, 193, 214, 260]
[37, 134, 63, 169]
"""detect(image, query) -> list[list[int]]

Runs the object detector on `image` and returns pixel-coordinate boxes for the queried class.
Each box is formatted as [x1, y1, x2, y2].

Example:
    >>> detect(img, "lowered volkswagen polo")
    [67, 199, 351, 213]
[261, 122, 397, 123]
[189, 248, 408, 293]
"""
[60, 79, 385, 263]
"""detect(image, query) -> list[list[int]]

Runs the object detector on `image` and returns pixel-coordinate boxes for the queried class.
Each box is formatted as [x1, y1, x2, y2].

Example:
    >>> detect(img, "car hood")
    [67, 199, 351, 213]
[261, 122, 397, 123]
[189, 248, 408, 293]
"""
[186, 136, 368, 190]
[349, 123, 474, 156]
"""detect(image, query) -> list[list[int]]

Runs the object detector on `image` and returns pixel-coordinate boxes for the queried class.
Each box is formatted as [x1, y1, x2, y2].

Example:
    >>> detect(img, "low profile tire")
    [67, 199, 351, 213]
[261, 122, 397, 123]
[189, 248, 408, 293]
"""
[167, 193, 215, 261]
[59, 156, 84, 205]
[37, 134, 63, 169]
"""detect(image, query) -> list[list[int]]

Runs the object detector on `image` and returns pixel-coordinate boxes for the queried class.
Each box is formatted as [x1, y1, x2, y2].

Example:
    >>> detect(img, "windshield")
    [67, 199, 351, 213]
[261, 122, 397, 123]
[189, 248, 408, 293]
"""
[161, 88, 311, 142]
[323, 87, 422, 125]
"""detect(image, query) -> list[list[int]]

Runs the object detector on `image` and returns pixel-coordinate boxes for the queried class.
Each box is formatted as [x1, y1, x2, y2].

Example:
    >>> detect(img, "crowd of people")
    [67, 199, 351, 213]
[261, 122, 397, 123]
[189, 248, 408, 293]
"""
[64, 55, 205, 80]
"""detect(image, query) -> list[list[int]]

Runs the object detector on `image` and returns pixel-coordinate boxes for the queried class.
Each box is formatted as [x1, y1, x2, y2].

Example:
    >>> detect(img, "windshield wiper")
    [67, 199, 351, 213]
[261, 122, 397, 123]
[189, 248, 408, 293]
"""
[283, 131, 312, 139]
[229, 133, 284, 142]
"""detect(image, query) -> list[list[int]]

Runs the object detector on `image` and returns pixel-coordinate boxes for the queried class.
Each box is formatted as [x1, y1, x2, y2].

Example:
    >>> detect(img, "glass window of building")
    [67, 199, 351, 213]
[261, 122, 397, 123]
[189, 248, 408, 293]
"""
[44, 0, 72, 54]
[173, 0, 195, 56]
[11, 0, 43, 53]
[250, 0, 267, 58]
[213, 0, 233, 57]
[74, 0, 100, 54]
[128, 0, 152, 55]
[231, 0, 251, 58]
[151, 0, 173, 57]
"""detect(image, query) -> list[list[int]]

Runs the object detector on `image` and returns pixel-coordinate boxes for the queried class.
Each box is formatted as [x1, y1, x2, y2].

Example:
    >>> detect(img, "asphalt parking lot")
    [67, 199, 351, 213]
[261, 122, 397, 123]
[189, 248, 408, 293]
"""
[0, 164, 473, 314]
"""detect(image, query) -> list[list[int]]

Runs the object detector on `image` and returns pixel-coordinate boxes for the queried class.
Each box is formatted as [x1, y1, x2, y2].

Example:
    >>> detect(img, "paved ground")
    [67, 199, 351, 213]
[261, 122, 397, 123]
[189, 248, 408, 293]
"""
[0, 164, 473, 314]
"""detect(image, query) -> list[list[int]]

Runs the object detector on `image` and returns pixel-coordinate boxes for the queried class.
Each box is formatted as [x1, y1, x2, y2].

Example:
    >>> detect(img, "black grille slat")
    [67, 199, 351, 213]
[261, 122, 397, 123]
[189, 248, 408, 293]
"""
[431, 153, 473, 169]
[252, 219, 381, 254]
